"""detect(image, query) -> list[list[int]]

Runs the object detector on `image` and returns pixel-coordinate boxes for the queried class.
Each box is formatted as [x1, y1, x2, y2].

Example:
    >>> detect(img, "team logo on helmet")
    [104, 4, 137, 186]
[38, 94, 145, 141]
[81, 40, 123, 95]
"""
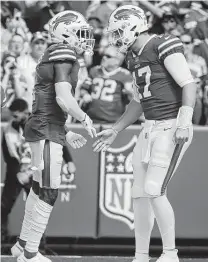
[114, 8, 144, 21]
[99, 135, 138, 230]
[52, 13, 78, 30]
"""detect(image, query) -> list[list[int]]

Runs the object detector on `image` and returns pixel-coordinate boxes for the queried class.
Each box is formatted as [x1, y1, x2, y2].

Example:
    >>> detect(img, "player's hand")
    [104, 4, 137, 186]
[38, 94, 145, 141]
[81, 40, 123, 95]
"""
[17, 171, 30, 185]
[81, 114, 97, 138]
[82, 93, 92, 104]
[67, 161, 76, 174]
[66, 131, 87, 149]
[93, 128, 118, 152]
[174, 127, 189, 145]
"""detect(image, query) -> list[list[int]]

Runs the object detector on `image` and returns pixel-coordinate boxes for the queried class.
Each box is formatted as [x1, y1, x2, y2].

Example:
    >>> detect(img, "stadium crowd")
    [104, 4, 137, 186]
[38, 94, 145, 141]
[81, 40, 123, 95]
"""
[1, 0, 208, 125]
[1, 0, 208, 244]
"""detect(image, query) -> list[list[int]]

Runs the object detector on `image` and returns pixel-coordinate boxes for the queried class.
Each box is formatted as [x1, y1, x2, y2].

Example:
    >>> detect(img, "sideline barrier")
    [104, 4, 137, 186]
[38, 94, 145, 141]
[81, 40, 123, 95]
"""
[1, 124, 208, 239]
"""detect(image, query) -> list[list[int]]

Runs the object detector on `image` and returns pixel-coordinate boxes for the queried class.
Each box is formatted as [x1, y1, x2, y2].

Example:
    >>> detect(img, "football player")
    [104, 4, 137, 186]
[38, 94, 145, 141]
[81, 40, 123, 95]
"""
[81, 45, 133, 123]
[93, 5, 197, 262]
[11, 11, 96, 262]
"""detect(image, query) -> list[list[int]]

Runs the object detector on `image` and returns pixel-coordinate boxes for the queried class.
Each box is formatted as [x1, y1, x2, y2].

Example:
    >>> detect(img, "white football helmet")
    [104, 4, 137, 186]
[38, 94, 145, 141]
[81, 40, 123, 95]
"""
[49, 10, 95, 55]
[106, 5, 148, 53]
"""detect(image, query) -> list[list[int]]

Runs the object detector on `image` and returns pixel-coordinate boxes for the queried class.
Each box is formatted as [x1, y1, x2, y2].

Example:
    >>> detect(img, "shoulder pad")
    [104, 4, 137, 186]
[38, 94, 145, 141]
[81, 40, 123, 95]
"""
[155, 34, 184, 61]
[48, 43, 77, 62]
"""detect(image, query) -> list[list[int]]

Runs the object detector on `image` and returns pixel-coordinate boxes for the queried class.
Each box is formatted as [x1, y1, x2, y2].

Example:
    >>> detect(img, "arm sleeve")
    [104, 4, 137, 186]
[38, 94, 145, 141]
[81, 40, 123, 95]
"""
[164, 53, 194, 87]
[62, 145, 73, 163]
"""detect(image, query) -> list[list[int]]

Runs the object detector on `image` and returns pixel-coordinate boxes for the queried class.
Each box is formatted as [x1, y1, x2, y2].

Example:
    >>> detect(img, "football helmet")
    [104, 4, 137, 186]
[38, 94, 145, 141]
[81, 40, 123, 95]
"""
[106, 5, 148, 53]
[49, 10, 95, 55]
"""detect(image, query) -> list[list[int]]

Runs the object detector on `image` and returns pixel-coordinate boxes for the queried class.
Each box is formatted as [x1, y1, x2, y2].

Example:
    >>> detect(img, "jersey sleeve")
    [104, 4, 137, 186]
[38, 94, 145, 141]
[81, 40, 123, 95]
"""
[48, 44, 76, 62]
[156, 35, 184, 63]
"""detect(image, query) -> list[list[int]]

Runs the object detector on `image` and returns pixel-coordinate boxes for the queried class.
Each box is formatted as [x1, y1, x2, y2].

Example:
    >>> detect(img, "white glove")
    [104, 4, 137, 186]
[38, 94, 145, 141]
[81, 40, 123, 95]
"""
[81, 114, 97, 138]
[66, 131, 87, 149]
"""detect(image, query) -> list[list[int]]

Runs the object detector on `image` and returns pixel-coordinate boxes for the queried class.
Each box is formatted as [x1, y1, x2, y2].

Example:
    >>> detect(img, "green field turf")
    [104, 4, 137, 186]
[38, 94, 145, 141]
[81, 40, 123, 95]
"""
[1, 256, 208, 262]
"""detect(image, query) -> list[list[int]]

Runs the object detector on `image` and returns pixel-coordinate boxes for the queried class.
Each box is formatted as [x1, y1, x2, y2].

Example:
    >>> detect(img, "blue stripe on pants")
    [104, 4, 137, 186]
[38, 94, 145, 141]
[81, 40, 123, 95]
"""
[161, 142, 185, 195]
[42, 140, 50, 188]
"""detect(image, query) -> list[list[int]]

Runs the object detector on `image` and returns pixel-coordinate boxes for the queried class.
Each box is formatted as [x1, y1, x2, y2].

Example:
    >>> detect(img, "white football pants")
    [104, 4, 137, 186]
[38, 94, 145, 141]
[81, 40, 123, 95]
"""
[29, 140, 63, 189]
[132, 118, 193, 198]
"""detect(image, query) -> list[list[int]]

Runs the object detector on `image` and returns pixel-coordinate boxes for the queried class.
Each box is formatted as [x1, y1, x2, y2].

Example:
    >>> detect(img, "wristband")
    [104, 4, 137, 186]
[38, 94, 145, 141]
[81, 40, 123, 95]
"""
[111, 127, 119, 135]
[176, 106, 193, 129]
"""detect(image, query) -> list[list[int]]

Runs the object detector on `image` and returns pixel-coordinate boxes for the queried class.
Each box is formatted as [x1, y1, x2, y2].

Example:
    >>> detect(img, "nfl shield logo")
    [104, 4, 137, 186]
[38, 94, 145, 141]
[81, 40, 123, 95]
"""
[99, 135, 138, 230]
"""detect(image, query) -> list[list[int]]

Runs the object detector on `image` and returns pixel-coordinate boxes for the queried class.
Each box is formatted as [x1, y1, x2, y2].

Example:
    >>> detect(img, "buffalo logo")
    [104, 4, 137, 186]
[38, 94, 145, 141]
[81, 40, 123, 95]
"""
[52, 13, 78, 30]
[114, 8, 143, 21]
[99, 135, 138, 230]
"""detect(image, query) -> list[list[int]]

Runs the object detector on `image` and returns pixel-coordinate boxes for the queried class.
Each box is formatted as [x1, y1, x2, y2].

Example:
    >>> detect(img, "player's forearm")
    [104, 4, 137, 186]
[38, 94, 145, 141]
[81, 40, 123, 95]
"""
[55, 82, 85, 122]
[176, 82, 197, 128]
[112, 99, 143, 133]
[182, 82, 197, 109]
[63, 95, 86, 121]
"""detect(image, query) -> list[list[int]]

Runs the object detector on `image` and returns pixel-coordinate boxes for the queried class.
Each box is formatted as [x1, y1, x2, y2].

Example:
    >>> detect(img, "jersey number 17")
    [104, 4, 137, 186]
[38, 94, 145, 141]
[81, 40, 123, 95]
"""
[134, 66, 152, 99]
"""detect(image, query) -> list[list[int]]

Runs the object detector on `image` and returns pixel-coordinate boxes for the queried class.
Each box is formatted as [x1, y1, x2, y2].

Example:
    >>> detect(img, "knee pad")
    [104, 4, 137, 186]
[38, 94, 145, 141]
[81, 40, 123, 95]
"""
[32, 180, 40, 196]
[39, 188, 58, 206]
[132, 184, 148, 198]
[144, 180, 161, 197]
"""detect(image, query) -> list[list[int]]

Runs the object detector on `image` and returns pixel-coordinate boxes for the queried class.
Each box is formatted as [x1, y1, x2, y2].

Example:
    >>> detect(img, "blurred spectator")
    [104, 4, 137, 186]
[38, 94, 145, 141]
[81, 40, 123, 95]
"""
[192, 77, 204, 125]
[1, 99, 31, 242]
[24, 1, 72, 33]
[1, 52, 28, 120]
[183, 1, 208, 33]
[80, 46, 133, 124]
[1, 98, 76, 241]
[86, 0, 129, 68]
[181, 34, 207, 79]
[7, 33, 25, 57]
[203, 83, 208, 125]
[17, 32, 48, 111]
[149, 1, 184, 36]
[87, 0, 121, 29]
[181, 33, 208, 125]
[1, 2, 31, 55]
